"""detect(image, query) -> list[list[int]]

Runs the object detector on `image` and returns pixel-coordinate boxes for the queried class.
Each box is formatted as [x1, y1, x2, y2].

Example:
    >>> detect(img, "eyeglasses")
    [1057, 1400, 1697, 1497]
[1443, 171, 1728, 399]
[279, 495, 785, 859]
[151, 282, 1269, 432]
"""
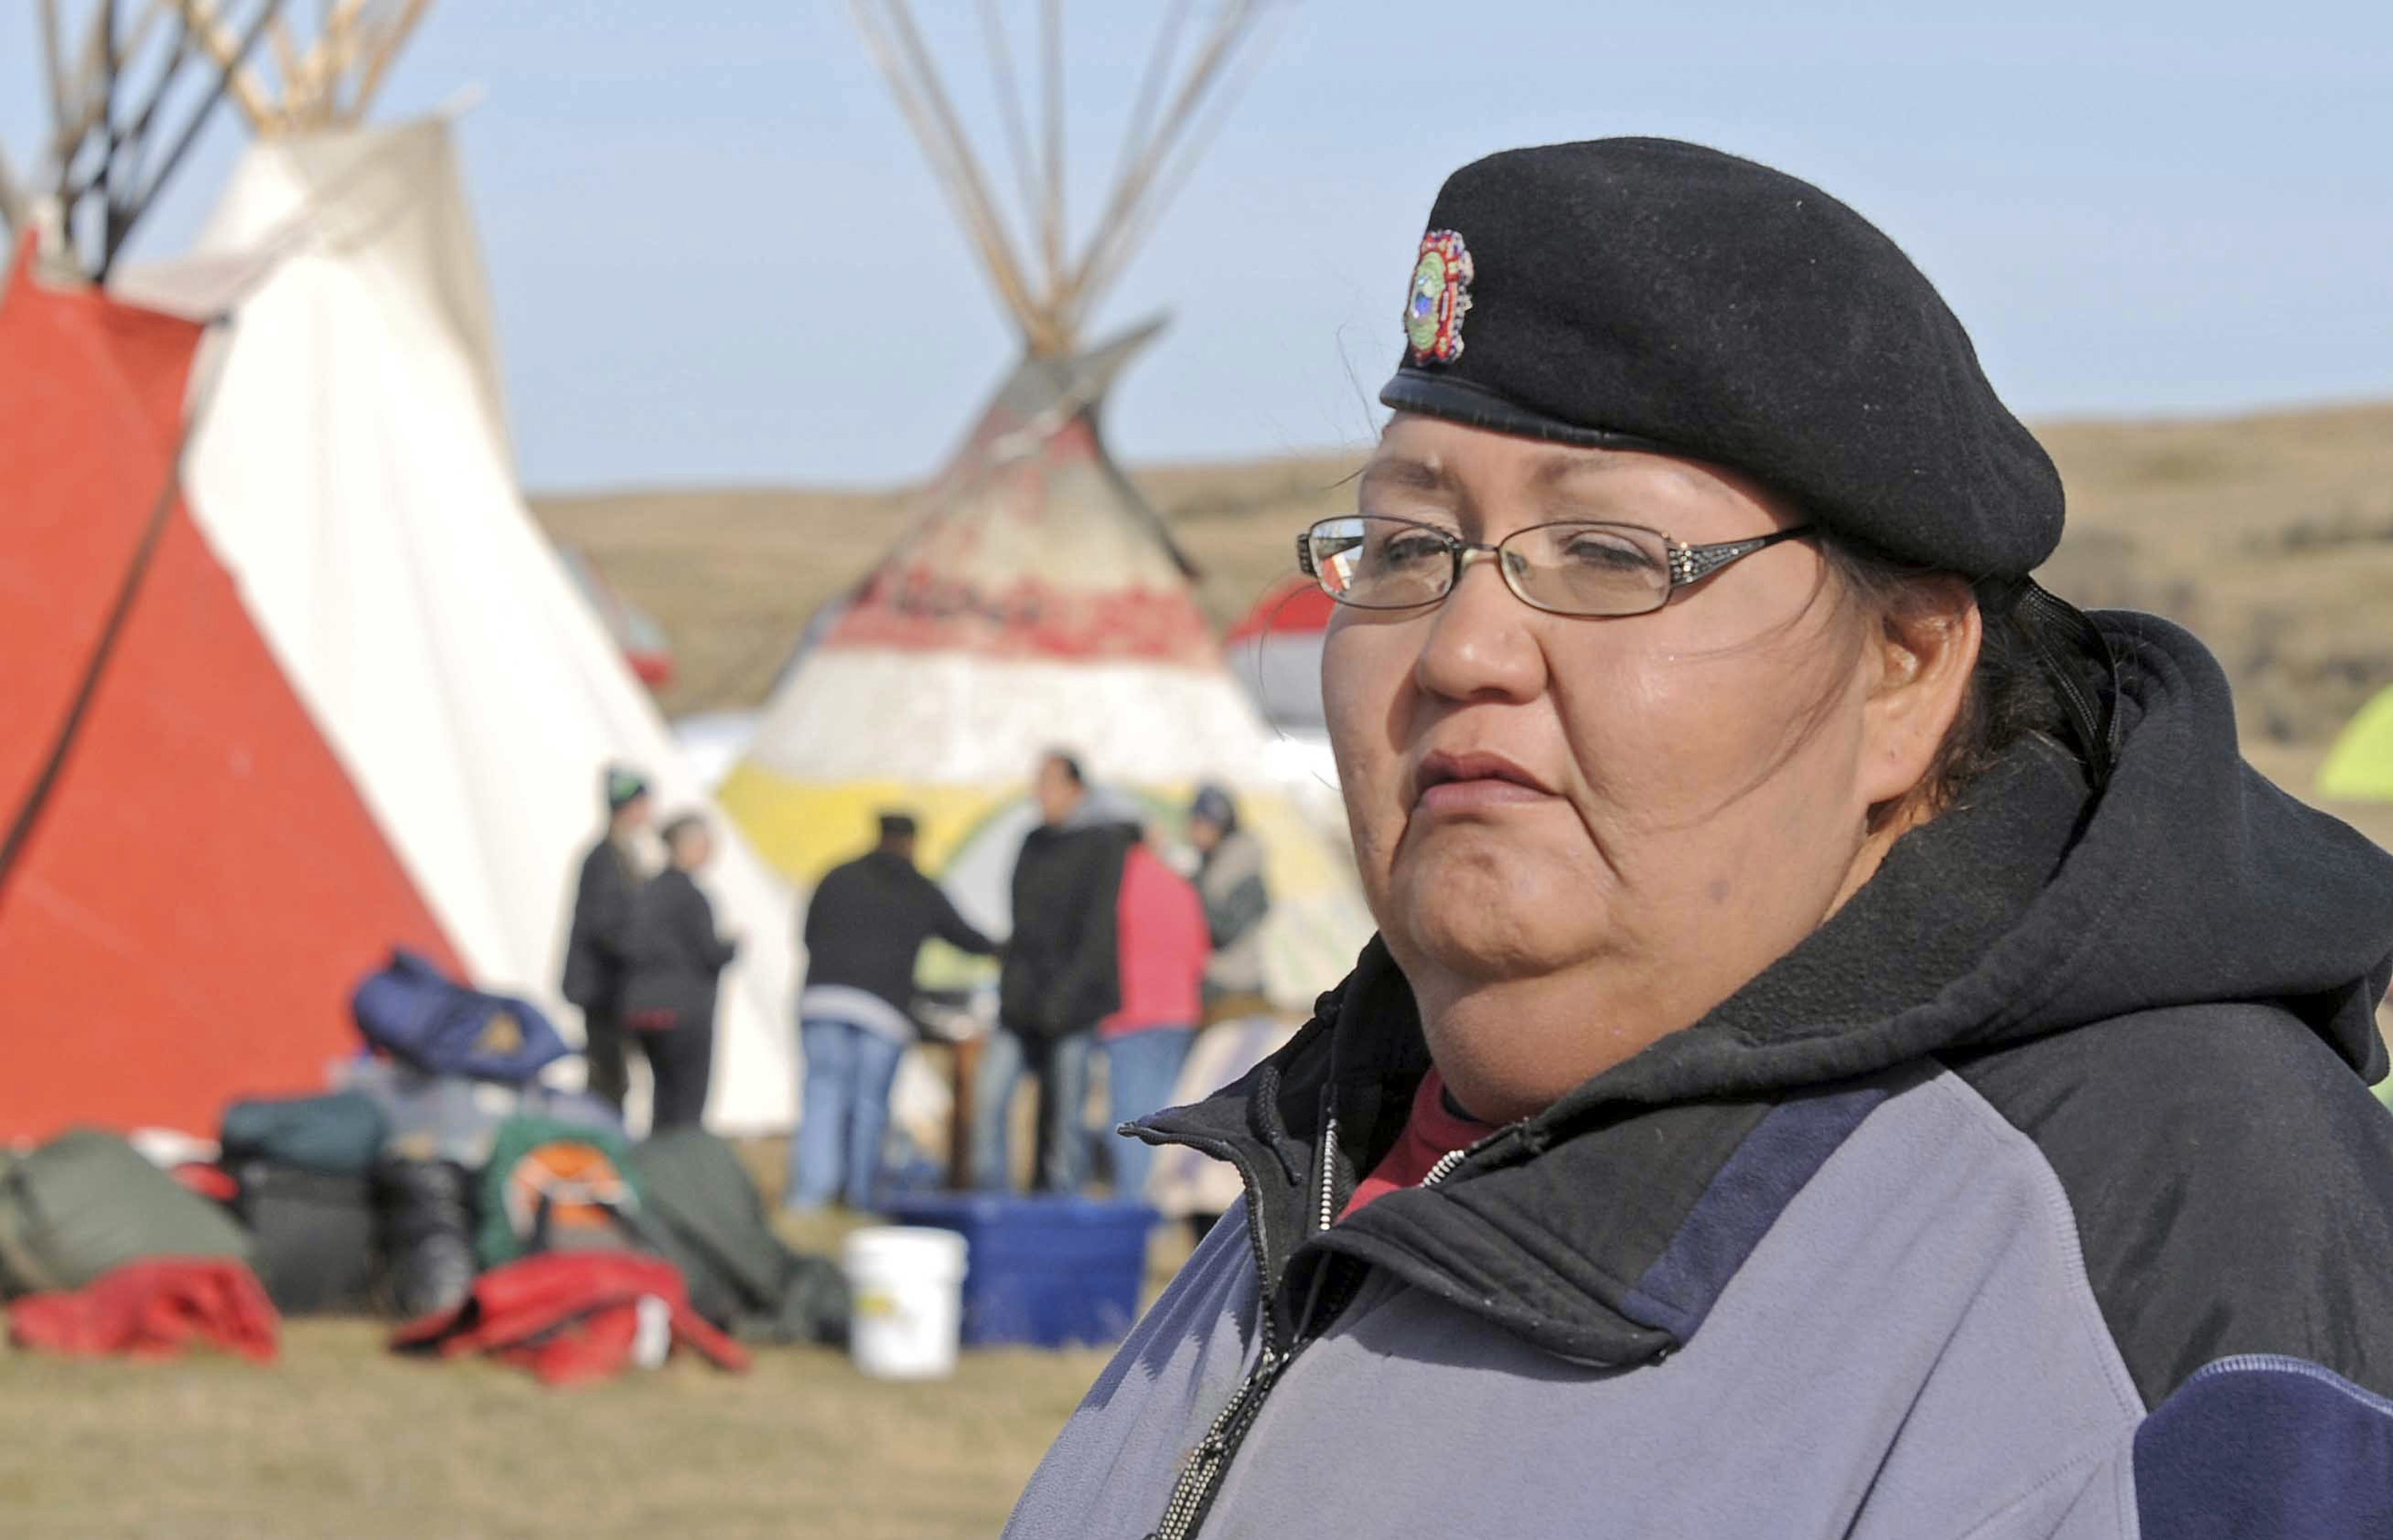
[1297, 514, 1815, 617]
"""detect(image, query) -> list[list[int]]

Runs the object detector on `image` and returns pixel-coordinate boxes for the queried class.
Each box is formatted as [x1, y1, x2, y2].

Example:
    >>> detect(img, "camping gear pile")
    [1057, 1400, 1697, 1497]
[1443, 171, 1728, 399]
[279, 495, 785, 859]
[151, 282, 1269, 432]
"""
[0, 952, 846, 1386]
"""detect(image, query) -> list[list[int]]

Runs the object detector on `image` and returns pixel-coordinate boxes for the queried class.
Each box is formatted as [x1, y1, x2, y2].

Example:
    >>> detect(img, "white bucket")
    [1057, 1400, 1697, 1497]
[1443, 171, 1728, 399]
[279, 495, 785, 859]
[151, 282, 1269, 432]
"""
[843, 1226, 969, 1380]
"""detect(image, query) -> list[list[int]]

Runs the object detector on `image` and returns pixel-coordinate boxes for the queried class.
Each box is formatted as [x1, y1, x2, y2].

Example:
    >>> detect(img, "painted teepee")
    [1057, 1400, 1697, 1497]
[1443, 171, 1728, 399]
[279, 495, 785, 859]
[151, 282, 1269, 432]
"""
[0, 3, 462, 1139]
[723, 2, 1370, 1001]
[112, 6, 801, 1132]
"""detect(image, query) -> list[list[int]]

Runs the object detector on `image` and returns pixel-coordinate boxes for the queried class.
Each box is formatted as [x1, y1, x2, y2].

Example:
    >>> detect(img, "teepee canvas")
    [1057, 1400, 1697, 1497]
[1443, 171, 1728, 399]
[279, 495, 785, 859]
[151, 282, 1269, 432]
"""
[0, 2, 460, 1140]
[723, 3, 1369, 998]
[0, 254, 459, 1140]
[115, 101, 800, 1132]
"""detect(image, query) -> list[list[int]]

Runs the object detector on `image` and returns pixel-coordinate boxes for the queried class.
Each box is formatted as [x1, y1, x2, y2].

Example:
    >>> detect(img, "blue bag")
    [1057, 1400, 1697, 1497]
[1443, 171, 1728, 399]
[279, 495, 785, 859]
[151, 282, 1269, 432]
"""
[351, 950, 570, 1085]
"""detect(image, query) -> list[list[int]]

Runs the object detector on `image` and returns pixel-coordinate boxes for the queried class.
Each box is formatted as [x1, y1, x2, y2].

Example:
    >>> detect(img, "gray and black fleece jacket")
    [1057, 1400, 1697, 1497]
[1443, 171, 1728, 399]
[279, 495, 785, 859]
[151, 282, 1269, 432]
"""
[1007, 615, 2393, 1540]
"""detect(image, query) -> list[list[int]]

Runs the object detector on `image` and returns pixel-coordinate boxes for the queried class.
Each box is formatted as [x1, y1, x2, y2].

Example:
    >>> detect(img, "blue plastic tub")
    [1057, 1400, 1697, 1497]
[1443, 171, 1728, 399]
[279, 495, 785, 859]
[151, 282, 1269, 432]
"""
[882, 1193, 1157, 1349]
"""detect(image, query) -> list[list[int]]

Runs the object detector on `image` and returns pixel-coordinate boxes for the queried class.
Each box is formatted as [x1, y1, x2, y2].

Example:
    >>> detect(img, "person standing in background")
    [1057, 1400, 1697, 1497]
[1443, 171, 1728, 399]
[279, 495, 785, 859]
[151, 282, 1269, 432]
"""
[1101, 829, 1211, 1203]
[789, 811, 1000, 1212]
[561, 766, 651, 1111]
[622, 813, 737, 1131]
[976, 750, 1139, 1191]
[1187, 783, 1272, 1021]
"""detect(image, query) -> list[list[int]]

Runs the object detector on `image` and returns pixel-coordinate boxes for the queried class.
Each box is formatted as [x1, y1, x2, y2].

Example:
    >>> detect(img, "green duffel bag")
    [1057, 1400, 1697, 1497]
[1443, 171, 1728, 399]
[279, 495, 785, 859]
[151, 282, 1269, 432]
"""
[0, 1128, 253, 1298]
[220, 1090, 389, 1179]
[637, 1128, 848, 1345]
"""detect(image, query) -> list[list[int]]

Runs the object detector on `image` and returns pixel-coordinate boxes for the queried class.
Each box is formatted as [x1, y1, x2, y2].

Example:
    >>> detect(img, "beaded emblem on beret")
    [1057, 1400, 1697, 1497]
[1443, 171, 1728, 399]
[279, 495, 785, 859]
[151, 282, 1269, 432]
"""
[1403, 229, 1474, 365]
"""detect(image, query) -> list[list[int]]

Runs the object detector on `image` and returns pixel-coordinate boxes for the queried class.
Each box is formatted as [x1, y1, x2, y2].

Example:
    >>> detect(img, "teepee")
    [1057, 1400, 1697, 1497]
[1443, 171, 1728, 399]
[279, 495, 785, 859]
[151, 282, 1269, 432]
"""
[112, 6, 802, 1132]
[723, 2, 1370, 1001]
[0, 2, 462, 1140]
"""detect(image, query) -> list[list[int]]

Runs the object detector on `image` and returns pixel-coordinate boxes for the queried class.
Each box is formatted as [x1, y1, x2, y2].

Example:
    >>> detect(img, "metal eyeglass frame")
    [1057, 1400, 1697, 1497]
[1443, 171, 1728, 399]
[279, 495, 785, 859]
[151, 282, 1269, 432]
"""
[1295, 516, 1817, 616]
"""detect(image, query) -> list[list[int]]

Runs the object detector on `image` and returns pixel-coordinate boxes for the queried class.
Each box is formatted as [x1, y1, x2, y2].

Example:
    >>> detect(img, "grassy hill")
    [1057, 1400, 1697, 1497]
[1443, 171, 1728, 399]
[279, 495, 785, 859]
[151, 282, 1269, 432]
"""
[531, 401, 2393, 756]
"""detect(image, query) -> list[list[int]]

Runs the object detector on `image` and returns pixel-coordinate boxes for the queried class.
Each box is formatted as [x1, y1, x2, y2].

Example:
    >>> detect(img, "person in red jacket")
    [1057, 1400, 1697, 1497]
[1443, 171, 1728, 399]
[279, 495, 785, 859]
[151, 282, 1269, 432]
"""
[1099, 833, 1212, 1201]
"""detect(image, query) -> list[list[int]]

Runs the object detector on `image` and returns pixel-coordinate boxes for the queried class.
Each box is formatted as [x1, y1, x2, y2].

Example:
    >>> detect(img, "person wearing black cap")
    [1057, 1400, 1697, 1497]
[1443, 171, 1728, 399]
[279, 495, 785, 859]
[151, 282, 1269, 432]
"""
[560, 765, 652, 1111]
[787, 811, 999, 1211]
[1007, 140, 2393, 1538]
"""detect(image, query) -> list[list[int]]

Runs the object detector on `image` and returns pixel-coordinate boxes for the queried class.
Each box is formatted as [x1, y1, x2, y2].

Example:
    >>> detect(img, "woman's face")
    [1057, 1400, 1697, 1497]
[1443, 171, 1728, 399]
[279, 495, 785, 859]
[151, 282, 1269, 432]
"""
[1325, 416, 1921, 1117]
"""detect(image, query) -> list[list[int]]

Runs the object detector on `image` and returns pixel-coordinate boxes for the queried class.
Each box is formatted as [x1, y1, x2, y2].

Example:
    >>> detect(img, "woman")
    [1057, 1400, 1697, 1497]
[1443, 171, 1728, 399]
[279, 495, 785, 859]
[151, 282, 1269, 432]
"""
[1099, 829, 1212, 1201]
[621, 813, 738, 1131]
[1006, 140, 2393, 1538]
[1185, 785, 1271, 1021]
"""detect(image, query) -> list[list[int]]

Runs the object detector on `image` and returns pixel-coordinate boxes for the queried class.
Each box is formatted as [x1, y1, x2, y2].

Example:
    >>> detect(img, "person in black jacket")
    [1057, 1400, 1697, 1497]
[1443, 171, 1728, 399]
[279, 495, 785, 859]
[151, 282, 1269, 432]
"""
[560, 766, 651, 1110]
[972, 751, 1140, 1191]
[621, 813, 739, 1131]
[786, 812, 1000, 1211]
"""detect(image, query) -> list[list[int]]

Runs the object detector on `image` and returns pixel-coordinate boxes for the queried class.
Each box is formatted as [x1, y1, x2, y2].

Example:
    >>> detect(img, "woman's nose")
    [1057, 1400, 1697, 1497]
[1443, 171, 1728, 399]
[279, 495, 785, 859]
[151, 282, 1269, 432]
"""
[1411, 557, 1547, 704]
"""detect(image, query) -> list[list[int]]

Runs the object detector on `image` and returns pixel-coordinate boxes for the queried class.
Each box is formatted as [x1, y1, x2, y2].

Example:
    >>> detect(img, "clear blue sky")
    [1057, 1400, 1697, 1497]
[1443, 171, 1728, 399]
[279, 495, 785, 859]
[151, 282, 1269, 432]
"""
[6, 2, 2389, 491]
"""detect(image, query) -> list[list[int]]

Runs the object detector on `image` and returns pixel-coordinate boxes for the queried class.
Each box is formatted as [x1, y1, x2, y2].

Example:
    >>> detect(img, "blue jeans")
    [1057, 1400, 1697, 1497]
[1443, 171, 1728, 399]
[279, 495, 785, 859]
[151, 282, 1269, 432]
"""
[970, 1028, 1095, 1192]
[1103, 1026, 1193, 1201]
[788, 1018, 907, 1211]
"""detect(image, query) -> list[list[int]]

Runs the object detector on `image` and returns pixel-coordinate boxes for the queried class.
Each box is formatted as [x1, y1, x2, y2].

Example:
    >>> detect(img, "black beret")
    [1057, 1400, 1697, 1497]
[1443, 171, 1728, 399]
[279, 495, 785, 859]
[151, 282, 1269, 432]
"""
[1380, 138, 2064, 579]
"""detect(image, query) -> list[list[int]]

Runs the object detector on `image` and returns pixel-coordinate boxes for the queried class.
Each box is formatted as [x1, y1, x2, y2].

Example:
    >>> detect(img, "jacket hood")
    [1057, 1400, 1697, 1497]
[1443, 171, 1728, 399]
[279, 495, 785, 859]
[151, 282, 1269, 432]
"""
[1062, 785, 1147, 833]
[1137, 615, 2393, 1363]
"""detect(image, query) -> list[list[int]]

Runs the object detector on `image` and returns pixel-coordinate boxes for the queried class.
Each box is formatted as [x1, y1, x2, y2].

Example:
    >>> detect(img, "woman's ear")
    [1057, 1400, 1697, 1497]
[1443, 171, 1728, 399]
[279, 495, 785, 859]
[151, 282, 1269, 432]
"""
[1856, 578, 1981, 812]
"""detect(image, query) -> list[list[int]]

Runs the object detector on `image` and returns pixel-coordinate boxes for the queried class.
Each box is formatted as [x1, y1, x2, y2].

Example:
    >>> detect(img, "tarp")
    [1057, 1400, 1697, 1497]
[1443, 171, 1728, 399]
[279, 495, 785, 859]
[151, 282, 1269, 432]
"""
[115, 120, 800, 1132]
[0, 251, 459, 1140]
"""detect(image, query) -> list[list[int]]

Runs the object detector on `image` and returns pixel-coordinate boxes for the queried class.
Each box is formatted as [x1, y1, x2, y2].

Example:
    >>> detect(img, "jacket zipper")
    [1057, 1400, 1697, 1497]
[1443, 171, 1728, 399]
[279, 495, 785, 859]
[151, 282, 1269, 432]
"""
[1147, 1106, 1350, 1540]
[1149, 1113, 1512, 1539]
[1417, 1146, 1470, 1188]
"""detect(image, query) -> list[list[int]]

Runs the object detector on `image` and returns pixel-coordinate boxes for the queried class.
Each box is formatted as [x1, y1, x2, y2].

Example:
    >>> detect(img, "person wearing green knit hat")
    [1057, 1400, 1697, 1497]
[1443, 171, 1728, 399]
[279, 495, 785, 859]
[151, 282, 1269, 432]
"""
[562, 764, 652, 1111]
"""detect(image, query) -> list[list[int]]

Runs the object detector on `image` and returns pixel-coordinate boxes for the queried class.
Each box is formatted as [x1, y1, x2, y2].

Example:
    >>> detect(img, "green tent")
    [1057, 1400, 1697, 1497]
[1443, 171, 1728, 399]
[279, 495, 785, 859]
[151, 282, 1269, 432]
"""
[2320, 687, 2393, 802]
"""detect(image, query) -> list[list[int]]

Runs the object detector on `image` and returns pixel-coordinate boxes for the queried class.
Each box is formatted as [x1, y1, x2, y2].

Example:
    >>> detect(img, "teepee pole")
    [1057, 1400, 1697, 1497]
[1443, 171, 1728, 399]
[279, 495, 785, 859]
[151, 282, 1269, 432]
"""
[46, 2, 157, 171]
[100, 0, 286, 275]
[1062, 0, 1257, 319]
[1070, 0, 1280, 324]
[974, 0, 1046, 291]
[177, 0, 278, 130]
[854, 0, 1056, 349]
[39, 2, 75, 159]
[267, 10, 302, 93]
[1111, 0, 1189, 199]
[347, 0, 435, 124]
[0, 142, 26, 235]
[1039, 0, 1065, 309]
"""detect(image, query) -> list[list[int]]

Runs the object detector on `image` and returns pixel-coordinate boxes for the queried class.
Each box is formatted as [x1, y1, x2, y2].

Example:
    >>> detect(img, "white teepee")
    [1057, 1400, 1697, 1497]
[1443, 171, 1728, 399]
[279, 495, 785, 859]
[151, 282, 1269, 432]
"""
[116, 89, 801, 1130]
[725, 2, 1370, 1002]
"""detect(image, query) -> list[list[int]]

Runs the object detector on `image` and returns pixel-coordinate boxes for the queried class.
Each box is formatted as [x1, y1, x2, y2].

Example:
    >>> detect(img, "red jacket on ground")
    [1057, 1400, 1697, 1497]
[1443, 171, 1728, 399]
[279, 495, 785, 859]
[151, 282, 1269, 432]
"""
[10, 1258, 278, 1363]
[1102, 845, 1212, 1038]
[391, 1251, 748, 1388]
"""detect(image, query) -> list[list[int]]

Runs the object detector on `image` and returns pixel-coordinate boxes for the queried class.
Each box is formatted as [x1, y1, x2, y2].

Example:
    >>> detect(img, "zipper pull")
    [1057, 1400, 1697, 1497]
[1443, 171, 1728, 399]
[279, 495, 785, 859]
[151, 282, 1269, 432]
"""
[1418, 1146, 1470, 1188]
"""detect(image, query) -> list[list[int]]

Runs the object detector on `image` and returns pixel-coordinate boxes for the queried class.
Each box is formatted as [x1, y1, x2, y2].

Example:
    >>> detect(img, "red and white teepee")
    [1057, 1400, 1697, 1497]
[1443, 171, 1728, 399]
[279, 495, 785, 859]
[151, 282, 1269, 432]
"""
[723, 2, 1369, 1001]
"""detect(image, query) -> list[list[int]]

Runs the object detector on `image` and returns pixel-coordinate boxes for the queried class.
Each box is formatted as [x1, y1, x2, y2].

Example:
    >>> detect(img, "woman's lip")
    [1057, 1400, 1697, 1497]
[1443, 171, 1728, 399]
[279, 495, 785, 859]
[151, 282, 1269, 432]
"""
[1415, 750, 1554, 800]
[1416, 778, 1557, 813]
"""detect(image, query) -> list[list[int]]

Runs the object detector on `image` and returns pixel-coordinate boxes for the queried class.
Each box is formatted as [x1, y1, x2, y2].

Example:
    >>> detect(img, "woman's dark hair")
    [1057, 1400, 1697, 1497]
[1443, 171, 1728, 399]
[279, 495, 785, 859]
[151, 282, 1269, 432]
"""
[1819, 534, 2071, 821]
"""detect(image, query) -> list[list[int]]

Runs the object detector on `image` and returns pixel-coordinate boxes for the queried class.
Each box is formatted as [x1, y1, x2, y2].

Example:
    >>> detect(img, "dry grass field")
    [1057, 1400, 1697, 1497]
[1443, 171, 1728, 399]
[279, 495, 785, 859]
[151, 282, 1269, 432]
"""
[0, 1323, 1104, 1539]
[0, 1196, 1161, 1538]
